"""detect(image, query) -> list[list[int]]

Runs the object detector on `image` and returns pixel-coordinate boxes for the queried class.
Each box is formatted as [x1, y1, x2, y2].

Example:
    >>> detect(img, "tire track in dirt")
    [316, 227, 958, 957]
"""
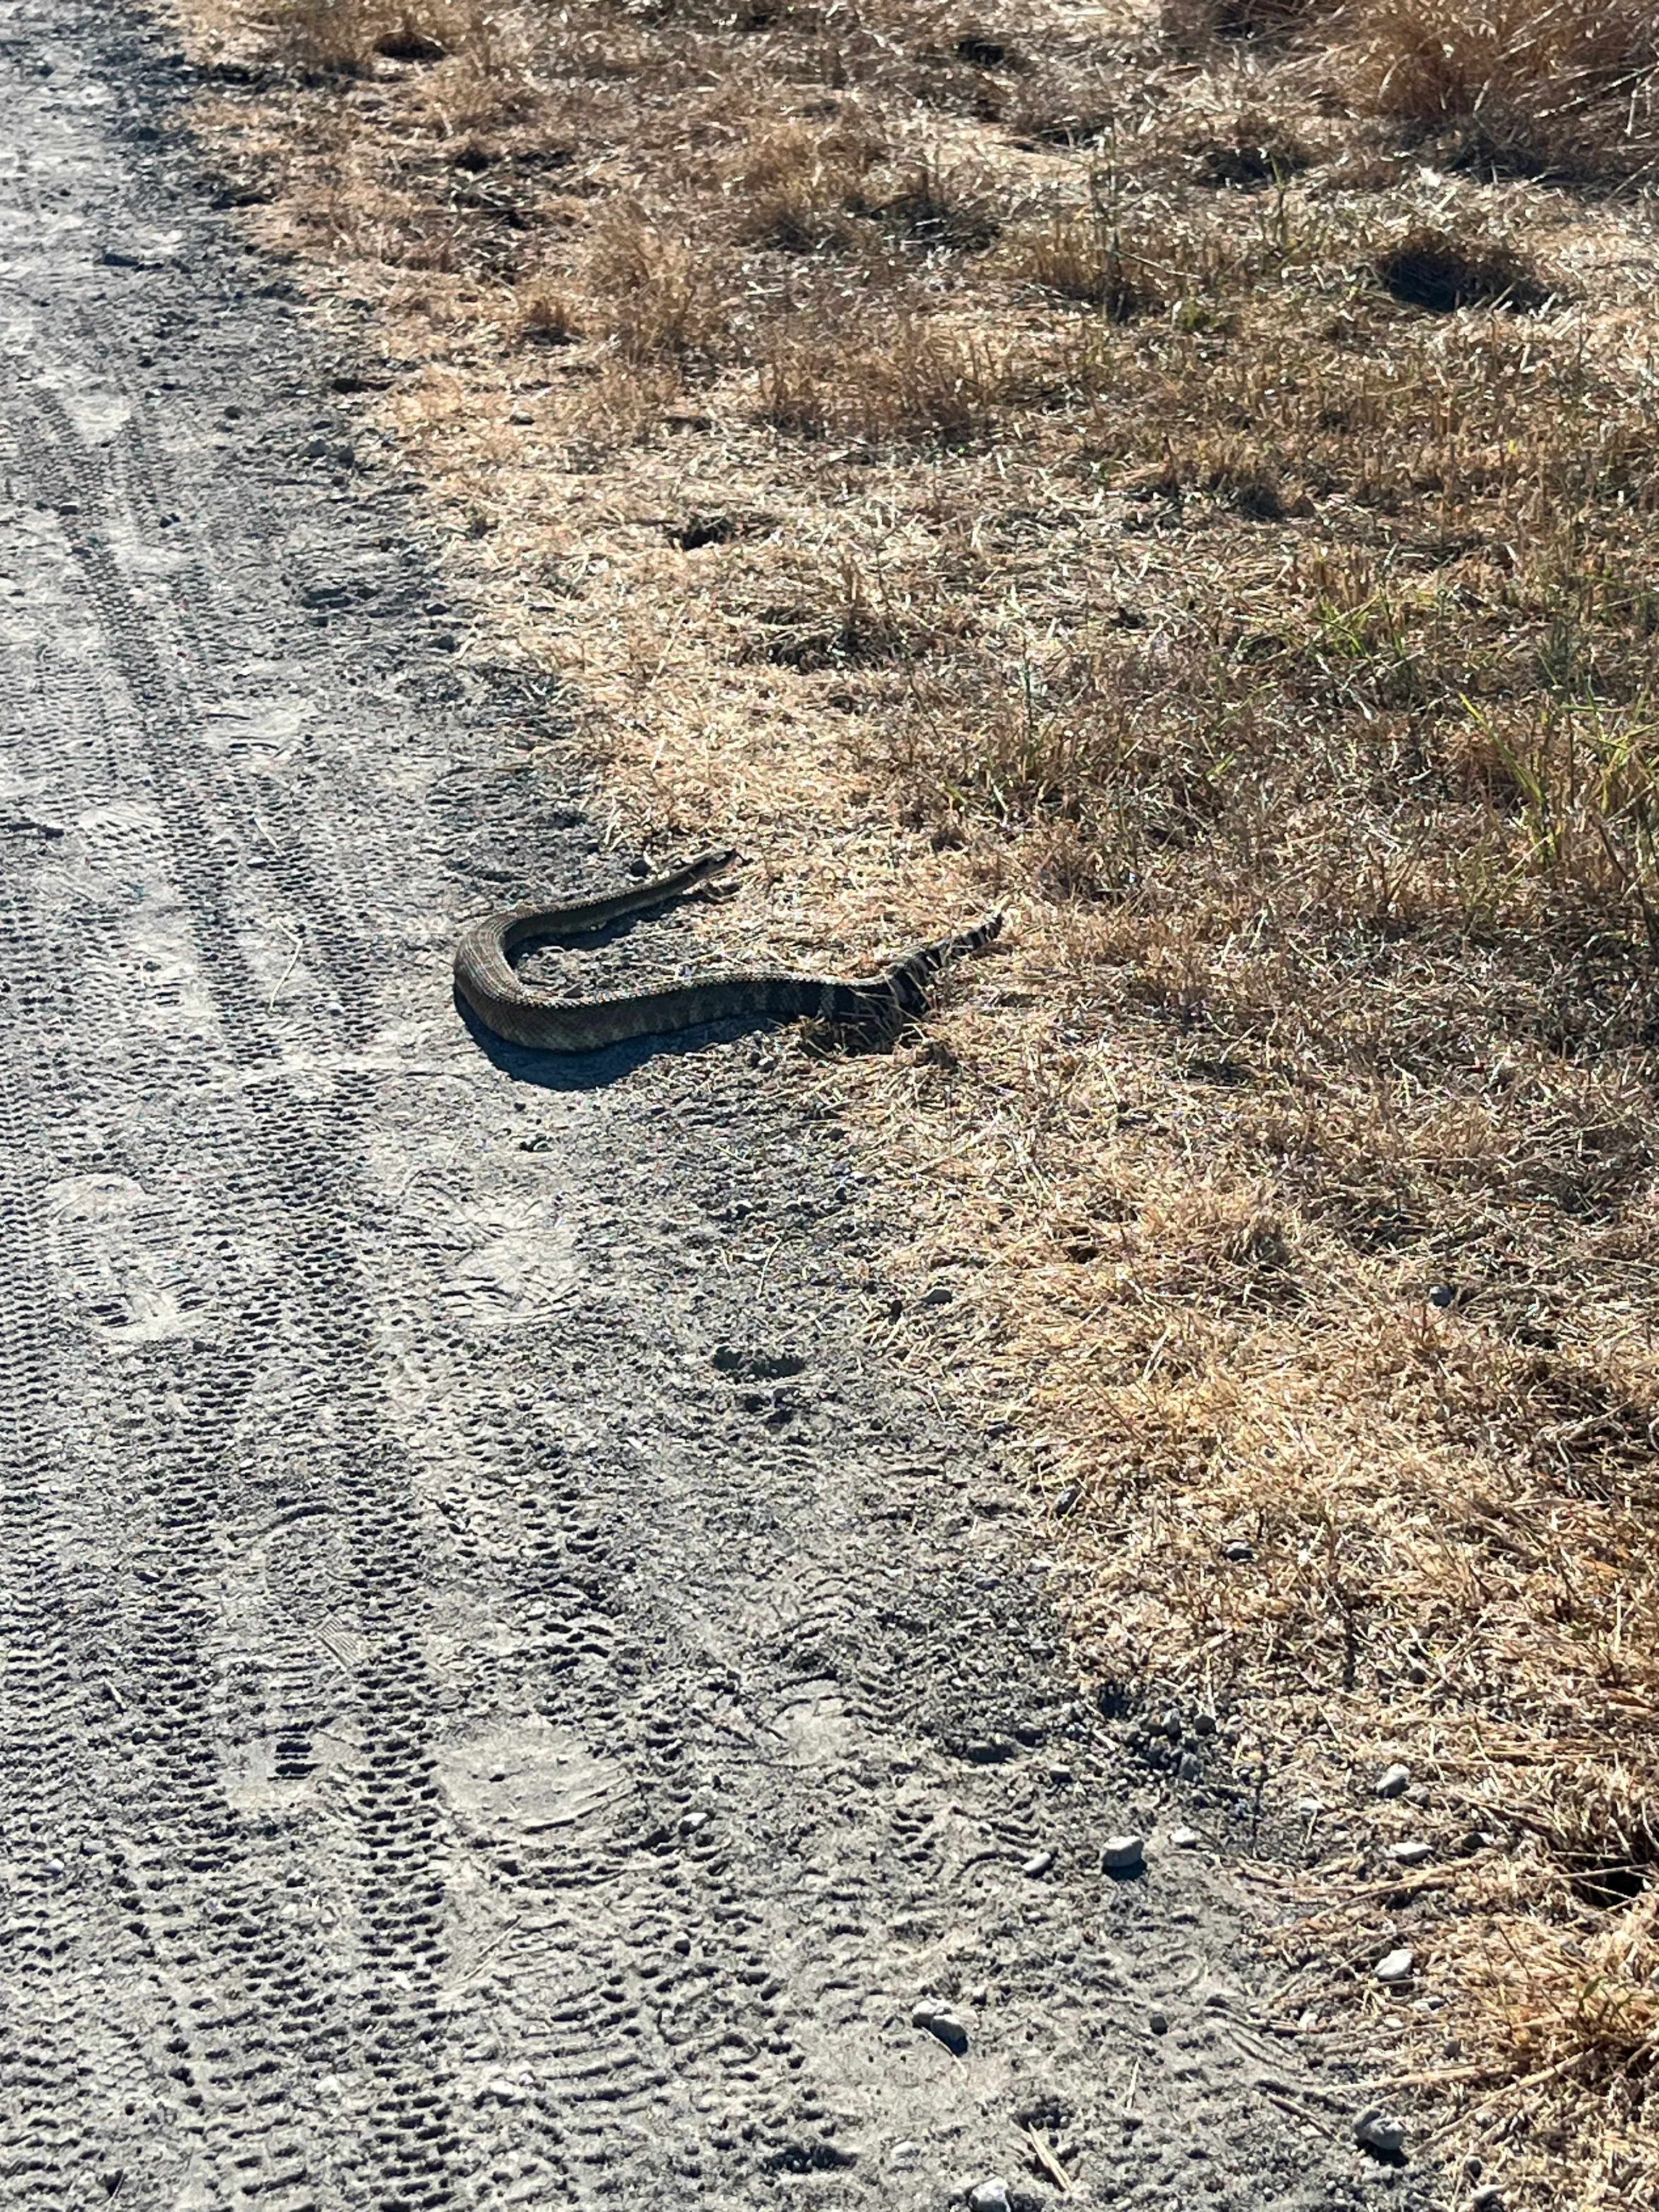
[2, 406, 469, 2209]
[0, 1043, 108, 2212]
[1, 412, 348, 2210]
[2, 154, 468, 2212]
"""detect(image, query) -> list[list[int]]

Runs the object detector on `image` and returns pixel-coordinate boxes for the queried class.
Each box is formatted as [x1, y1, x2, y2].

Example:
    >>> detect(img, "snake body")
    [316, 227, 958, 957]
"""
[454, 849, 1001, 1051]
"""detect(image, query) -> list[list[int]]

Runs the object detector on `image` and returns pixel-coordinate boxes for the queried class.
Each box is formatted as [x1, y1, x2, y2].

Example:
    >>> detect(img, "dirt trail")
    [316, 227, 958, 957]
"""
[0, 4, 1442, 2207]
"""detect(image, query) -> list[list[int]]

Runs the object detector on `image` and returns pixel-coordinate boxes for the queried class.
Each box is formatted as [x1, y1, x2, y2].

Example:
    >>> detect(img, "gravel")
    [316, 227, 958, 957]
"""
[1374, 1764, 1412, 1799]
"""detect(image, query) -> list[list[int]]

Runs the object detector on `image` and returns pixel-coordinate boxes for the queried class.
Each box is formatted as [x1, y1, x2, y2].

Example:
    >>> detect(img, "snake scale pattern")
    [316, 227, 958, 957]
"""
[454, 849, 1002, 1051]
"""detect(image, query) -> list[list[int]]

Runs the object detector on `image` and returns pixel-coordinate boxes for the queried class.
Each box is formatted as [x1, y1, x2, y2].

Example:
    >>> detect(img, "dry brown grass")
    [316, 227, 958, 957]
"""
[1344, 0, 1659, 183]
[758, 320, 1027, 442]
[171, 0, 1659, 2197]
[1167, 0, 1659, 182]
[1009, 208, 1156, 314]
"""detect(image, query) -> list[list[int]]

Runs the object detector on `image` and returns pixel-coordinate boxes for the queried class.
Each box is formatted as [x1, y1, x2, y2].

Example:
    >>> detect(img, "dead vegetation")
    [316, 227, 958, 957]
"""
[1344, 0, 1659, 184]
[172, 0, 1659, 2198]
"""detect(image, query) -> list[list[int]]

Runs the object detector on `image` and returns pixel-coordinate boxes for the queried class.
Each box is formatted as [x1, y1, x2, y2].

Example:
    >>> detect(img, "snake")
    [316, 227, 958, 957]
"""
[454, 849, 1002, 1052]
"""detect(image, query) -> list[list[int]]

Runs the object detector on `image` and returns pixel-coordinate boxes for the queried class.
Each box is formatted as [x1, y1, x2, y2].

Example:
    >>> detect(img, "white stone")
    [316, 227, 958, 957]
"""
[968, 2182, 1013, 2212]
[1101, 1832, 1146, 1871]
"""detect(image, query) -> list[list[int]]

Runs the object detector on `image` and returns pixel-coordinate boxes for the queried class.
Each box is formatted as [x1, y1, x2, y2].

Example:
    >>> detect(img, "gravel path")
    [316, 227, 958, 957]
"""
[0, 6, 1443, 2207]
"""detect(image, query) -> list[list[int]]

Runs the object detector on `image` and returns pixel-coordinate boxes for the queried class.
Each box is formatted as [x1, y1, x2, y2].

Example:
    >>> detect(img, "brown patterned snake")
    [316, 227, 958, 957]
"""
[454, 848, 1002, 1051]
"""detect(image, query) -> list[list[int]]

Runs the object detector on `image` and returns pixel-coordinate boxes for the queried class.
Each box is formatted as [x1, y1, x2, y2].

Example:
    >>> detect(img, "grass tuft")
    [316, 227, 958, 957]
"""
[513, 278, 582, 346]
[759, 323, 1014, 444]
[592, 211, 728, 365]
[1011, 215, 1158, 316]
[1345, 0, 1659, 181]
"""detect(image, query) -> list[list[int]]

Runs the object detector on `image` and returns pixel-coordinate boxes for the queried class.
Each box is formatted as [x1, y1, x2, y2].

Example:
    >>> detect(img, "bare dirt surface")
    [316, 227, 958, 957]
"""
[0, 5, 1448, 2207]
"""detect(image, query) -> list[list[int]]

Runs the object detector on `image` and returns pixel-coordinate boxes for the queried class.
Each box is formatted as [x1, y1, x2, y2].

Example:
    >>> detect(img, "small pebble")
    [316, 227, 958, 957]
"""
[1386, 1839, 1432, 1865]
[1222, 1538, 1255, 1561]
[1148, 2008, 1169, 2035]
[1427, 1283, 1455, 1307]
[1101, 1833, 1146, 1871]
[1161, 1707, 1183, 1740]
[1374, 1947, 1414, 1985]
[1374, 1763, 1412, 1799]
[679, 1810, 709, 1836]
[1294, 1796, 1325, 1818]
[889, 2141, 922, 2169]
[1353, 2107, 1407, 2155]
[1021, 1849, 1055, 1878]
[967, 2182, 1012, 2212]
[1169, 1825, 1203, 1849]
[1470, 2190, 1505, 2211]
